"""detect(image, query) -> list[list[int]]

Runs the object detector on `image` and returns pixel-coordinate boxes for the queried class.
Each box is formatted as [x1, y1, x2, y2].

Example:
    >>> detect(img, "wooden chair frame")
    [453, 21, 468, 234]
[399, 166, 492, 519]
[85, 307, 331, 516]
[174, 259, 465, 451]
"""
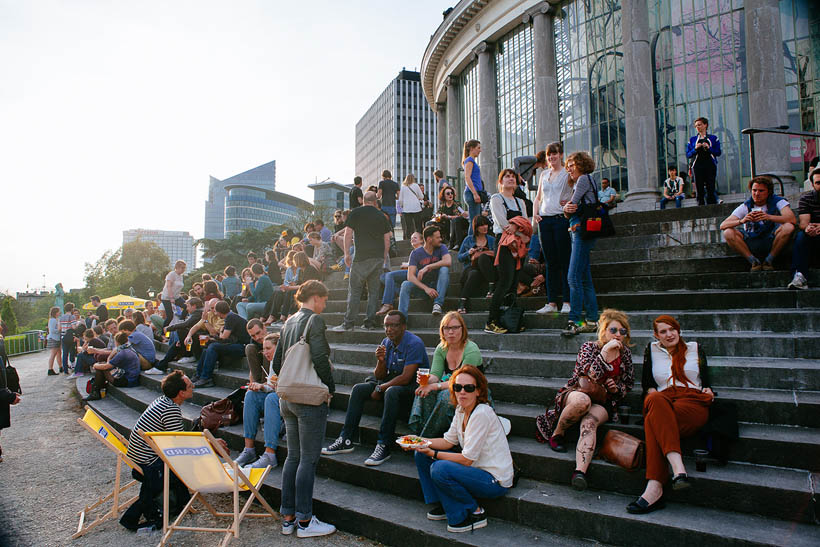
[73, 406, 144, 539]
[138, 429, 277, 547]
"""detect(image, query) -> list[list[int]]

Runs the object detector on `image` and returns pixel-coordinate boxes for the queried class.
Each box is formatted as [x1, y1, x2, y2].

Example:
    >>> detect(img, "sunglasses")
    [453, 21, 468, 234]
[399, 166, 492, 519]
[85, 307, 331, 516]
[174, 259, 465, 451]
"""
[608, 327, 628, 335]
[452, 383, 477, 393]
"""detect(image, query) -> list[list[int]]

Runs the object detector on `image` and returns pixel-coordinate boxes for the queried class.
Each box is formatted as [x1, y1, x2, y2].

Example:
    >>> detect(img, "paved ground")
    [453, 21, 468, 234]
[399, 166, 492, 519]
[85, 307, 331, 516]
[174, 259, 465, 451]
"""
[0, 351, 379, 547]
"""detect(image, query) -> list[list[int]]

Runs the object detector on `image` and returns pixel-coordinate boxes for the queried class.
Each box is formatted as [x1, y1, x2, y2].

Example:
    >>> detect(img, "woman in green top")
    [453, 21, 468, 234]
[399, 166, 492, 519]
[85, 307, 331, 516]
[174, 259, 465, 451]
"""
[408, 312, 482, 437]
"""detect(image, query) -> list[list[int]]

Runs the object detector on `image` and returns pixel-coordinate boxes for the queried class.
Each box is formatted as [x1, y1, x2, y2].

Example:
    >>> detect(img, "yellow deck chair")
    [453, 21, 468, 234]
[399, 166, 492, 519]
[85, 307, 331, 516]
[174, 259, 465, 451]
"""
[138, 429, 277, 547]
[73, 406, 144, 539]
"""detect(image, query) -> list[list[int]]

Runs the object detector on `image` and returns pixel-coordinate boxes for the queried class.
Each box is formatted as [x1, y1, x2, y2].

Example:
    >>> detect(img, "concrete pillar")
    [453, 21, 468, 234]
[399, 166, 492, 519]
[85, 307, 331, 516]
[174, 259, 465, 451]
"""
[446, 76, 461, 179]
[744, 0, 796, 195]
[436, 102, 447, 179]
[620, 0, 660, 212]
[476, 41, 499, 189]
[528, 3, 559, 152]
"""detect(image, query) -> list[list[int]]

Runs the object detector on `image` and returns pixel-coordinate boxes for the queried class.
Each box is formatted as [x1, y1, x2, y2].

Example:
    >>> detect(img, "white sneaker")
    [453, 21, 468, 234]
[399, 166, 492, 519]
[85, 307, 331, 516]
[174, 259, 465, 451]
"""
[788, 272, 808, 290]
[536, 303, 558, 315]
[560, 302, 571, 314]
[432, 303, 443, 316]
[296, 516, 336, 538]
[144, 367, 164, 375]
[234, 448, 257, 467]
[250, 451, 277, 468]
[177, 356, 196, 364]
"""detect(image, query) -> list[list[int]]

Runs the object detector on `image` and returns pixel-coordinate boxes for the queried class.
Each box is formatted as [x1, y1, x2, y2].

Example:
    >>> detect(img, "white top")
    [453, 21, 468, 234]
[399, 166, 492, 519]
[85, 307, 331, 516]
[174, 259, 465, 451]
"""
[730, 198, 789, 219]
[489, 193, 528, 235]
[650, 341, 702, 391]
[161, 270, 184, 300]
[398, 183, 424, 213]
[443, 403, 514, 487]
[538, 166, 572, 216]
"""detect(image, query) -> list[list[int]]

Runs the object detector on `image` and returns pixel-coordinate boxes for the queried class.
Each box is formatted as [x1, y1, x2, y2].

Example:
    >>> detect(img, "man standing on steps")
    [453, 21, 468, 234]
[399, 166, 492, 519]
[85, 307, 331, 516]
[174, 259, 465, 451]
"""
[377, 170, 400, 228]
[332, 191, 392, 332]
[788, 167, 820, 290]
[720, 176, 795, 272]
[376, 231, 423, 316]
[323, 310, 427, 466]
[235, 323, 281, 469]
[192, 301, 249, 388]
[398, 225, 451, 318]
[350, 176, 364, 209]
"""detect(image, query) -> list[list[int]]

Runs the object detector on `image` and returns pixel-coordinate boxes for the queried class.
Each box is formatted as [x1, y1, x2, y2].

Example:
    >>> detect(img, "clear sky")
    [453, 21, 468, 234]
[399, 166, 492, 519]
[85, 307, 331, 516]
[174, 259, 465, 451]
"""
[0, 0, 447, 294]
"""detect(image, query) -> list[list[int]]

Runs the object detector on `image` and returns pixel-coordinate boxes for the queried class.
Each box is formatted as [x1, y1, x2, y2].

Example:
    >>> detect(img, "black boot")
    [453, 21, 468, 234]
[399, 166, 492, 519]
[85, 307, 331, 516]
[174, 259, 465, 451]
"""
[83, 390, 102, 402]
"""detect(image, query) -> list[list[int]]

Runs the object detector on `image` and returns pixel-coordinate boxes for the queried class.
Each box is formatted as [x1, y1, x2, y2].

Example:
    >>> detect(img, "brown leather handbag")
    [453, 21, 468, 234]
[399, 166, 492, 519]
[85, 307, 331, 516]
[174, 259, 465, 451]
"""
[575, 375, 607, 405]
[200, 398, 239, 431]
[600, 430, 645, 470]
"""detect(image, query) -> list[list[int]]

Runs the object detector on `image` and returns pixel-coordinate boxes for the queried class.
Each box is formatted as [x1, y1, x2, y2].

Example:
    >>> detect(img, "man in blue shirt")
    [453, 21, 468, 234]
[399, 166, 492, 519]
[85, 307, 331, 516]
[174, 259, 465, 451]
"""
[323, 311, 428, 466]
[398, 225, 452, 317]
[83, 332, 141, 401]
[598, 178, 617, 210]
[314, 219, 333, 242]
[118, 320, 156, 369]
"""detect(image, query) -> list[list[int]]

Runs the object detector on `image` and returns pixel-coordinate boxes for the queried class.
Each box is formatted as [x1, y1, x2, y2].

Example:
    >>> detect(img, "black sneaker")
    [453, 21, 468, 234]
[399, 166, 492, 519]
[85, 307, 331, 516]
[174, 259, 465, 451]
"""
[47, 369, 58, 376]
[193, 377, 214, 388]
[571, 470, 588, 491]
[364, 443, 391, 466]
[427, 504, 447, 521]
[83, 391, 102, 402]
[447, 513, 488, 533]
[322, 437, 354, 455]
[561, 321, 582, 336]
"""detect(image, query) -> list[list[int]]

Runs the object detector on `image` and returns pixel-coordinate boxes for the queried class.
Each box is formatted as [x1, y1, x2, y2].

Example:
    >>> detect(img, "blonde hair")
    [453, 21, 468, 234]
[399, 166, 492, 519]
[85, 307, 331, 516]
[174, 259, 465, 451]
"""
[596, 309, 633, 348]
[438, 311, 468, 349]
[402, 173, 416, 186]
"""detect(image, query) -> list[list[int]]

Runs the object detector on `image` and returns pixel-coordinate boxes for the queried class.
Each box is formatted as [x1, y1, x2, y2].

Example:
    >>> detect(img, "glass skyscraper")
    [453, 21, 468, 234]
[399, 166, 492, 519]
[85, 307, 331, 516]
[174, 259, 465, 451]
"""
[204, 160, 276, 240]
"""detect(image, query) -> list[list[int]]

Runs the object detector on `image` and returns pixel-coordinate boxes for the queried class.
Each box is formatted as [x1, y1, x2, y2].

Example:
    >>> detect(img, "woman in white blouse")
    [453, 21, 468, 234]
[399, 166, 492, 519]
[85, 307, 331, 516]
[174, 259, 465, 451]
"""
[627, 314, 714, 515]
[399, 173, 425, 240]
[413, 365, 513, 533]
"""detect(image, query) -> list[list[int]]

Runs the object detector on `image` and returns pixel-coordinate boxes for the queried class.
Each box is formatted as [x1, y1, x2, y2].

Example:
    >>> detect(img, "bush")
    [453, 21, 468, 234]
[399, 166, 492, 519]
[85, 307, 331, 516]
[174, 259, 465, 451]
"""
[1, 297, 19, 336]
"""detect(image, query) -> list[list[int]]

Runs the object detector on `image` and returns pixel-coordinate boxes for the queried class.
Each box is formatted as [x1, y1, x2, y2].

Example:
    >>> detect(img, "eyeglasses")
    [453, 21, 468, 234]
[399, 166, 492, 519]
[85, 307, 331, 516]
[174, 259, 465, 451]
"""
[608, 327, 628, 335]
[452, 383, 476, 393]
[442, 325, 462, 332]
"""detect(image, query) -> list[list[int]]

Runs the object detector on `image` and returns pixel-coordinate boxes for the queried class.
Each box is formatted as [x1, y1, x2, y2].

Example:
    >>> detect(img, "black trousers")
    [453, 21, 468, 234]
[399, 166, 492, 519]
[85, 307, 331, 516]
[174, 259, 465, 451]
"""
[489, 246, 519, 322]
[120, 458, 190, 529]
[460, 253, 496, 299]
[693, 162, 717, 205]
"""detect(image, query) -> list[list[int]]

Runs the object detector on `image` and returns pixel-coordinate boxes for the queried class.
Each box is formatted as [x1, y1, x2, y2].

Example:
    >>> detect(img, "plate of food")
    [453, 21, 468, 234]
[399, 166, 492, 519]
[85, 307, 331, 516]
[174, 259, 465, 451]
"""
[396, 435, 431, 449]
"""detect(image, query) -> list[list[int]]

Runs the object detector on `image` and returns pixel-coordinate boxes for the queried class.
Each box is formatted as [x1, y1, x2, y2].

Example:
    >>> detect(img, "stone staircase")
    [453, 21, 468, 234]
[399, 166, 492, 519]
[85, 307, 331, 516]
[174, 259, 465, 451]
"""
[79, 203, 820, 546]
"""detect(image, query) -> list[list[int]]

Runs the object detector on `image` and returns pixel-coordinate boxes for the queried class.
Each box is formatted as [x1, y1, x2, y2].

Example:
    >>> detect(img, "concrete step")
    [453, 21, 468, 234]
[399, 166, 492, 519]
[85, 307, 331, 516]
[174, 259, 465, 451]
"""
[591, 256, 754, 277]
[592, 270, 820, 294]
[609, 202, 740, 227]
[88, 381, 819, 531]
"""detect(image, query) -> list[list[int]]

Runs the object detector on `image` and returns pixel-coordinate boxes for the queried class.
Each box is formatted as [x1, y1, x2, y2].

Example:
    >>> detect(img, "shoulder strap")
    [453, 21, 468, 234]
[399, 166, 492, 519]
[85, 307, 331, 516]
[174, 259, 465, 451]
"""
[299, 312, 317, 342]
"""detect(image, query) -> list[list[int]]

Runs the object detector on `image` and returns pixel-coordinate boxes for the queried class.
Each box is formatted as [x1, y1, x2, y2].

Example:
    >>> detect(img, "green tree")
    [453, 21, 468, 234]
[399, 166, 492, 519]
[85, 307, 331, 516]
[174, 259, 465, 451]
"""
[84, 239, 170, 299]
[1, 297, 18, 335]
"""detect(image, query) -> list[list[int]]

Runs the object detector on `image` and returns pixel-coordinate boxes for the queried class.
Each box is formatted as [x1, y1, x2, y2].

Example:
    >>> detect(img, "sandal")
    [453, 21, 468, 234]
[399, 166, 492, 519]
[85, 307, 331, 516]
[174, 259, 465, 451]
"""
[457, 299, 468, 315]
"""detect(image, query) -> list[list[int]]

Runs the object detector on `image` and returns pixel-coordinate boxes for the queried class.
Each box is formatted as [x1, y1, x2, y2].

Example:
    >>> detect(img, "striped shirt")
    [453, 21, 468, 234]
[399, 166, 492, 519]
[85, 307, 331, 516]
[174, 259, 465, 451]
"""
[127, 395, 184, 466]
[58, 313, 74, 336]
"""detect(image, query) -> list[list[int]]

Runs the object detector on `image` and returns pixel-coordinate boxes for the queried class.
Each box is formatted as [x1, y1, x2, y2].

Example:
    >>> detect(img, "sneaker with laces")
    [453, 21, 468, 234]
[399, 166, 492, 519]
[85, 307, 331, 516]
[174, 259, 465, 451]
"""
[234, 448, 257, 467]
[343, 273, 350, 280]
[432, 303, 443, 316]
[144, 367, 164, 375]
[447, 513, 488, 533]
[427, 504, 447, 520]
[177, 356, 196, 364]
[296, 516, 336, 538]
[281, 518, 297, 535]
[193, 377, 214, 388]
[68, 372, 85, 379]
[536, 303, 558, 315]
[364, 443, 391, 466]
[561, 321, 582, 336]
[578, 321, 598, 333]
[788, 272, 808, 290]
[251, 451, 277, 468]
[330, 324, 354, 332]
[322, 437, 354, 455]
[560, 302, 571, 314]
[483, 321, 508, 334]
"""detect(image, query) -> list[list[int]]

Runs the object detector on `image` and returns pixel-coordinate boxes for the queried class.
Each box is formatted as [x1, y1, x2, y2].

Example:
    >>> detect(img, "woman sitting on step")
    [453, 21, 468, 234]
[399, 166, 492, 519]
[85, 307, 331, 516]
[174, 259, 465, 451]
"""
[413, 365, 513, 533]
[456, 215, 496, 314]
[408, 312, 483, 438]
[535, 309, 634, 490]
[626, 314, 714, 514]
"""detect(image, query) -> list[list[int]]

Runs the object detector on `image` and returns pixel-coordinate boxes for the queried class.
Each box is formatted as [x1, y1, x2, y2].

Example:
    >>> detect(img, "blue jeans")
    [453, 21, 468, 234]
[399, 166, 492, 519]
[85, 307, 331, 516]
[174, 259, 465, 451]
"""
[341, 381, 415, 445]
[381, 270, 408, 305]
[660, 195, 684, 209]
[76, 352, 95, 374]
[243, 390, 281, 449]
[791, 230, 820, 276]
[237, 301, 267, 320]
[398, 267, 449, 316]
[343, 256, 383, 329]
[279, 399, 328, 521]
[382, 206, 397, 227]
[568, 230, 599, 323]
[539, 216, 571, 305]
[415, 453, 508, 525]
[463, 191, 482, 236]
[196, 342, 245, 380]
[61, 332, 75, 373]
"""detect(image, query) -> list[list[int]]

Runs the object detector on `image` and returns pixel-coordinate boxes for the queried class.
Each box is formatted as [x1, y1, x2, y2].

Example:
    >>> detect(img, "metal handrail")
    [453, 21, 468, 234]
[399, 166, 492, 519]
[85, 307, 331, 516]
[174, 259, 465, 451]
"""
[741, 126, 820, 195]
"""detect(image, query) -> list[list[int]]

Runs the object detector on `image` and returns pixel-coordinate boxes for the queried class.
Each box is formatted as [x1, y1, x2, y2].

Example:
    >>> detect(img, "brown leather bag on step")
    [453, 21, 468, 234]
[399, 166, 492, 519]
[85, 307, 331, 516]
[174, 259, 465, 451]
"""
[200, 397, 240, 432]
[600, 430, 645, 470]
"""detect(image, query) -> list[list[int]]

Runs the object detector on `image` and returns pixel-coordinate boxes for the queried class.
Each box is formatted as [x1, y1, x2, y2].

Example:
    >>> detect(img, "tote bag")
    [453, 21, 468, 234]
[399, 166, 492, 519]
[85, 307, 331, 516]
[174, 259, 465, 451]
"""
[276, 314, 331, 406]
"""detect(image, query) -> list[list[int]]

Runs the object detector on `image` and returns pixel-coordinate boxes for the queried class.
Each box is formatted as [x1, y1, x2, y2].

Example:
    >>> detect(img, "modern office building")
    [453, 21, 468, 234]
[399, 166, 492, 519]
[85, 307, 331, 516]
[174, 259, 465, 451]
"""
[421, 0, 819, 211]
[307, 180, 351, 215]
[204, 160, 276, 240]
[355, 70, 439, 198]
[224, 185, 313, 236]
[122, 229, 197, 269]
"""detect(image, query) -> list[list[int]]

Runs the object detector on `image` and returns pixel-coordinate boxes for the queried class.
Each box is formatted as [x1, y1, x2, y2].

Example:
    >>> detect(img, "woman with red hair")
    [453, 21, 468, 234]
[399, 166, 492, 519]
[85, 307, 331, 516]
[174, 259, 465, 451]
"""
[627, 315, 714, 514]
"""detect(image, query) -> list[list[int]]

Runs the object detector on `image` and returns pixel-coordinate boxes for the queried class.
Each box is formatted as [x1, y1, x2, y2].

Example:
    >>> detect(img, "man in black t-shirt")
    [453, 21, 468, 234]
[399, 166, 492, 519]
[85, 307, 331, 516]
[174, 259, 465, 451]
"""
[333, 191, 392, 331]
[350, 176, 364, 209]
[90, 295, 109, 324]
[193, 300, 249, 387]
[788, 167, 820, 290]
[377, 169, 400, 227]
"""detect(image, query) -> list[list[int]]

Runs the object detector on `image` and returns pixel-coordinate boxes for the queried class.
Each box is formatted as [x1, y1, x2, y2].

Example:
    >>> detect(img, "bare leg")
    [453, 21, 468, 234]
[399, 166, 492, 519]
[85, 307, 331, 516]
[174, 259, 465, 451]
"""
[48, 348, 61, 372]
[723, 228, 752, 259]
[769, 223, 795, 259]
[575, 405, 609, 473]
[553, 392, 591, 436]
[639, 479, 664, 504]
[666, 451, 686, 476]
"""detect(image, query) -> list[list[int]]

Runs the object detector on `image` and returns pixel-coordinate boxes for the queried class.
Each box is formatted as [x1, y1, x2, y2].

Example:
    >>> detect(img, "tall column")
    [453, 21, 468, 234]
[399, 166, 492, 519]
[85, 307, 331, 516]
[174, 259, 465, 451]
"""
[436, 102, 447, 177]
[476, 41, 499, 189]
[620, 0, 660, 212]
[529, 3, 559, 152]
[745, 0, 796, 195]
[446, 76, 461, 179]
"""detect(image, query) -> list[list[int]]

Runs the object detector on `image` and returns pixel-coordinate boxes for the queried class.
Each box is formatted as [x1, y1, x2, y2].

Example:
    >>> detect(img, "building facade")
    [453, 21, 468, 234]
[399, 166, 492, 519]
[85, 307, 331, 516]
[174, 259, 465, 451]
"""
[307, 180, 351, 215]
[122, 229, 197, 269]
[421, 0, 819, 210]
[204, 160, 276, 240]
[223, 185, 313, 236]
[355, 70, 440, 198]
